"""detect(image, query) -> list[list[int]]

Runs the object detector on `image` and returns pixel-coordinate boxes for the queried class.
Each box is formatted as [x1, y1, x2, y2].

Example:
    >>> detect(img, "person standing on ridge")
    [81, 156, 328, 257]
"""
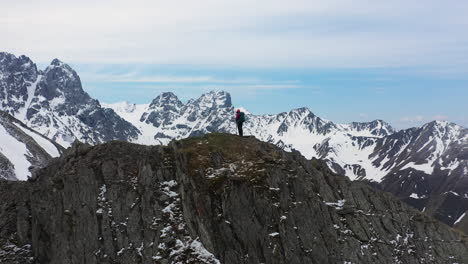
[235, 109, 246, 136]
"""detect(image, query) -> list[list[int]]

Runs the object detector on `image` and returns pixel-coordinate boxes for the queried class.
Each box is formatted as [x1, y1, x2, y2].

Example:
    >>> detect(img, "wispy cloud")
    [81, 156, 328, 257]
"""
[87, 73, 227, 83]
[3, 0, 468, 73]
[400, 114, 450, 123]
[374, 87, 386, 93]
[432, 115, 449, 121]
[136, 83, 305, 92]
[400, 115, 425, 122]
[358, 113, 369, 119]
[78, 70, 300, 85]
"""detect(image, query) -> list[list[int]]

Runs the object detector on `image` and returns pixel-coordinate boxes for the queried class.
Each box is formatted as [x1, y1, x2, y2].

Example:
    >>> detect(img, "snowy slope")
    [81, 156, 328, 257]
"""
[0, 111, 63, 180]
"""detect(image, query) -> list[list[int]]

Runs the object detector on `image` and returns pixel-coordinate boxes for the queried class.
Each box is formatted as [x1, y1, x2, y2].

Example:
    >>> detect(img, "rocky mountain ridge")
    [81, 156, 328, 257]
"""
[1, 52, 467, 233]
[0, 52, 140, 147]
[1, 134, 468, 263]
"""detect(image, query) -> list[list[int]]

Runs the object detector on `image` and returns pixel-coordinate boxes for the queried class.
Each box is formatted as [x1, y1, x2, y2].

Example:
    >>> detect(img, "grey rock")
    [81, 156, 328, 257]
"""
[1, 134, 468, 263]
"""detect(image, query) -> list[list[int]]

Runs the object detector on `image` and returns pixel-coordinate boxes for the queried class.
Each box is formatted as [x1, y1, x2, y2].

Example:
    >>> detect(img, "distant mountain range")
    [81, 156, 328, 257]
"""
[1, 52, 467, 231]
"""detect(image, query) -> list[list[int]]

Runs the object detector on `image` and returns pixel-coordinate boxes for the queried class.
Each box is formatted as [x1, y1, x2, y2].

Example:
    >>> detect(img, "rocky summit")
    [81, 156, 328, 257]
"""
[1, 133, 467, 264]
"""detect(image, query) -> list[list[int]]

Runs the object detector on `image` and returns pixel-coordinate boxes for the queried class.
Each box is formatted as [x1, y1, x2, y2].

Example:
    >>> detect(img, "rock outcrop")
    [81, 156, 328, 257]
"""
[1, 134, 468, 263]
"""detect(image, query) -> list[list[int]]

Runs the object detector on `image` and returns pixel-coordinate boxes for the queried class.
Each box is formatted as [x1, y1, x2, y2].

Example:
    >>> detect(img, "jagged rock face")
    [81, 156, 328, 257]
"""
[346, 120, 395, 137]
[316, 120, 468, 231]
[374, 121, 468, 228]
[123, 90, 236, 144]
[0, 53, 38, 117]
[141, 92, 183, 127]
[180, 91, 234, 137]
[1, 134, 468, 263]
[275, 108, 337, 136]
[0, 111, 63, 181]
[0, 52, 140, 147]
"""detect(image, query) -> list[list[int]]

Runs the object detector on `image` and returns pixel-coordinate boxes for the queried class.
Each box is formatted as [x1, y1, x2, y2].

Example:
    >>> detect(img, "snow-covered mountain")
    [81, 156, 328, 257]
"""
[104, 91, 236, 145]
[2, 52, 468, 229]
[104, 96, 395, 157]
[0, 111, 63, 180]
[374, 121, 468, 225]
[105, 91, 468, 229]
[0, 52, 140, 147]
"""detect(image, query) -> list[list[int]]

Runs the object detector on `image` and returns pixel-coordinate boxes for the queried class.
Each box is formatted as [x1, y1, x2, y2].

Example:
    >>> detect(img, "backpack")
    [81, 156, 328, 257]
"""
[240, 112, 246, 122]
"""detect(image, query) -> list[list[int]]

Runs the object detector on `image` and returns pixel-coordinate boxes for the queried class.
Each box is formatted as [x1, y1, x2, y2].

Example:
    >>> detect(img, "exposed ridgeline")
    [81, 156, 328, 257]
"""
[1, 134, 467, 263]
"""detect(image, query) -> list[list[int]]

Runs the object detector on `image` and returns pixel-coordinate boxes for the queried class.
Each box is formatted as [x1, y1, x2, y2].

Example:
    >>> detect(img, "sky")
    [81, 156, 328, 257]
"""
[2, 0, 468, 129]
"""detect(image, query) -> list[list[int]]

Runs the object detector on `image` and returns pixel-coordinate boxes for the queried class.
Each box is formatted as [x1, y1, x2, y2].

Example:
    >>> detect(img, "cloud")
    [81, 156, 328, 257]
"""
[400, 115, 425, 122]
[358, 113, 369, 119]
[76, 67, 302, 85]
[136, 83, 305, 92]
[84, 73, 228, 83]
[432, 114, 449, 120]
[2, 0, 468, 72]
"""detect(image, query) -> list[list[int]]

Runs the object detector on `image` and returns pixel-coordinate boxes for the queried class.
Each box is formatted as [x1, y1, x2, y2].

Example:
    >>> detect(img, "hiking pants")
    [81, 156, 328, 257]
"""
[237, 121, 244, 136]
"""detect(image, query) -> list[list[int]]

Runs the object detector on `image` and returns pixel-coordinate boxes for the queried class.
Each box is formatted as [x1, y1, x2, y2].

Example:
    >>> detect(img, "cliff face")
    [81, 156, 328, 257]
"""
[1, 134, 468, 264]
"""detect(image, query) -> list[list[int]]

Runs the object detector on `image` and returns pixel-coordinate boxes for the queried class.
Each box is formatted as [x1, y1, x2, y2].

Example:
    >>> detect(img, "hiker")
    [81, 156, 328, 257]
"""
[235, 109, 246, 136]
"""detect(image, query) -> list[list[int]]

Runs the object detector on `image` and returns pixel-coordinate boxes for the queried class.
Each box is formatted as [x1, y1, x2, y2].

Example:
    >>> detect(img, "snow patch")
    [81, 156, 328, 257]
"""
[454, 212, 466, 225]
[402, 162, 434, 175]
[189, 239, 221, 264]
[0, 123, 32, 180]
[325, 199, 346, 210]
[409, 193, 427, 199]
[15, 123, 60, 157]
[17, 75, 42, 121]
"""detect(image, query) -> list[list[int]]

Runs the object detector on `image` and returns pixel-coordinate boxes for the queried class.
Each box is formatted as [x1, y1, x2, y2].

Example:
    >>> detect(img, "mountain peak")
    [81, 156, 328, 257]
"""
[43, 58, 77, 83]
[196, 90, 232, 108]
[46, 58, 75, 74]
[50, 58, 64, 66]
[431, 120, 451, 127]
[421, 120, 465, 140]
[0, 53, 37, 78]
[0, 52, 16, 62]
[423, 120, 458, 130]
[158, 92, 179, 101]
[344, 119, 395, 137]
[102, 101, 137, 113]
[149, 92, 183, 109]
[290, 107, 313, 115]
